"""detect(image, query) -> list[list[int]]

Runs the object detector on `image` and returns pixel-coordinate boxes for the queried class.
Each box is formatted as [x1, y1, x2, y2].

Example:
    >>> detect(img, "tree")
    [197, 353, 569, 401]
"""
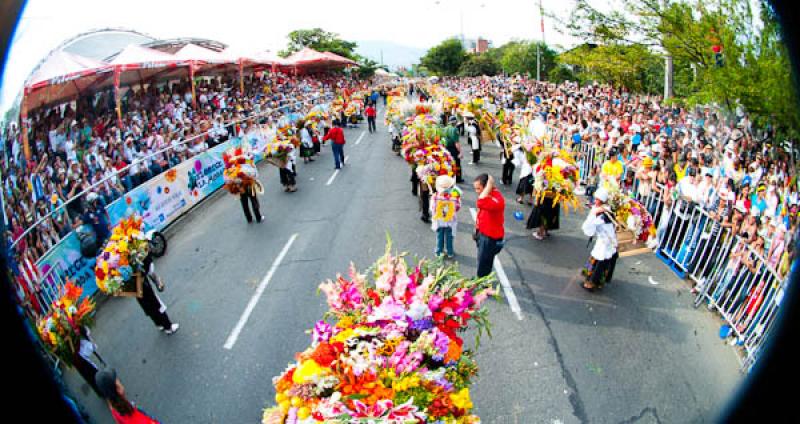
[548, 64, 577, 84]
[420, 38, 467, 75]
[499, 41, 557, 79]
[459, 54, 501, 76]
[279, 28, 358, 60]
[356, 57, 379, 79]
[559, 0, 800, 140]
[559, 43, 664, 94]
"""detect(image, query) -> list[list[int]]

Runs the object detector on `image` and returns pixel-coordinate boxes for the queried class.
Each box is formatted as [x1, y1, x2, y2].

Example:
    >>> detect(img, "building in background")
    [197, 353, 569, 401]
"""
[460, 37, 492, 54]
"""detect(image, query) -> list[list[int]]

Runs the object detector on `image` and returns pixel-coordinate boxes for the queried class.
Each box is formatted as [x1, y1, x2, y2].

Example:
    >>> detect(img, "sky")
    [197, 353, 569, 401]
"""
[0, 0, 585, 117]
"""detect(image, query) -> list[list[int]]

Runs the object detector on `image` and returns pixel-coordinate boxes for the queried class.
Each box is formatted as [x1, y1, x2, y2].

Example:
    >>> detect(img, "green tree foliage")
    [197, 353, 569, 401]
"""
[279, 28, 358, 59]
[499, 41, 557, 78]
[356, 57, 379, 79]
[559, 43, 663, 94]
[459, 54, 501, 76]
[420, 38, 468, 75]
[548, 64, 578, 84]
[559, 0, 800, 140]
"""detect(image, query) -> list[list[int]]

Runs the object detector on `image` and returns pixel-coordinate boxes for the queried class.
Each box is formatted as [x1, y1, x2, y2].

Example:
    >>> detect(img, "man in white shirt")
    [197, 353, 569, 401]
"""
[581, 187, 618, 291]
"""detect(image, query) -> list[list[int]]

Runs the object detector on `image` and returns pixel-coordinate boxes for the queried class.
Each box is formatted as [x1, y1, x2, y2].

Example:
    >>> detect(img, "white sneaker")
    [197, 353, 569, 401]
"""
[157, 326, 165, 331]
[165, 323, 180, 335]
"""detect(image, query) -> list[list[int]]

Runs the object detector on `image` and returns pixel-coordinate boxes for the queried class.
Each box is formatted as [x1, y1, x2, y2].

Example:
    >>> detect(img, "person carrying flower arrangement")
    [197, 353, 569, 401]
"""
[430, 175, 462, 258]
[581, 187, 619, 291]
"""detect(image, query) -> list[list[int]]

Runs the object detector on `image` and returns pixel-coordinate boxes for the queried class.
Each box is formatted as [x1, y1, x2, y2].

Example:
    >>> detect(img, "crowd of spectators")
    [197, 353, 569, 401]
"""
[2, 69, 359, 312]
[438, 75, 797, 281]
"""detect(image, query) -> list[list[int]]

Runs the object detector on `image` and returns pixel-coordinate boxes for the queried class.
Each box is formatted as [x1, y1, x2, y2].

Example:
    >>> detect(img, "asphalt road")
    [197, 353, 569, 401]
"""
[63, 103, 742, 424]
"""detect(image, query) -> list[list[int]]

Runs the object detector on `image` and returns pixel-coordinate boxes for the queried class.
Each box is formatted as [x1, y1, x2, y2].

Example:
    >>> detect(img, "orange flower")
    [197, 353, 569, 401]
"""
[444, 339, 462, 363]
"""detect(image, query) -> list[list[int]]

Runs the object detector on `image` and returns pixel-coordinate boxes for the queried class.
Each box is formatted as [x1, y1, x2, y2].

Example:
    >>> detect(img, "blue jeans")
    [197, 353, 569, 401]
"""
[332, 143, 345, 168]
[436, 227, 454, 256]
[476, 233, 504, 278]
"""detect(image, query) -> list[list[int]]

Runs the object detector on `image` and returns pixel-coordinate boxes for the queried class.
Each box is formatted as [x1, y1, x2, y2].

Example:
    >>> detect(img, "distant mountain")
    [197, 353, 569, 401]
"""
[355, 40, 427, 71]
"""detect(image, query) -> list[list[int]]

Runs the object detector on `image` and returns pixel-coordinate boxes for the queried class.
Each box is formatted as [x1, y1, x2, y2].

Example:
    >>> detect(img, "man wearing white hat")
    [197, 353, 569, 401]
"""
[581, 187, 618, 291]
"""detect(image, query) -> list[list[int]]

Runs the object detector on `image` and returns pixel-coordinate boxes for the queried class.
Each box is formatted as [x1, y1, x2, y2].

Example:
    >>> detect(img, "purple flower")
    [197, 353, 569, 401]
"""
[313, 320, 333, 344]
[412, 318, 434, 331]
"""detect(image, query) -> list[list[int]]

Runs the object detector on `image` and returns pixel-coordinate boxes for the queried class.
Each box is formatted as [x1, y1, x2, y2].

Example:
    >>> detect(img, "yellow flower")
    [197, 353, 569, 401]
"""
[450, 388, 473, 410]
[292, 360, 327, 384]
[392, 374, 421, 392]
[331, 328, 356, 344]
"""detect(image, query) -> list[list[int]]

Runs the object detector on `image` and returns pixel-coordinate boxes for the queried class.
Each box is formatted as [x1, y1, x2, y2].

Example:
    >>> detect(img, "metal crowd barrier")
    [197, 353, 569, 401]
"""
[625, 170, 786, 372]
[10, 95, 332, 253]
[12, 93, 334, 321]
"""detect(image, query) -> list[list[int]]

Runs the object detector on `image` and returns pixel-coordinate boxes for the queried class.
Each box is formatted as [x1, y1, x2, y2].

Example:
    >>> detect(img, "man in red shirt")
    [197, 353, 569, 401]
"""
[473, 173, 505, 278]
[322, 119, 346, 169]
[365, 103, 377, 133]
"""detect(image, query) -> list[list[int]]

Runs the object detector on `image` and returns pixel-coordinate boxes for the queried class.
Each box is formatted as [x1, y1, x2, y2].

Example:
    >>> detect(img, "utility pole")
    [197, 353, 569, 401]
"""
[537, 0, 544, 81]
[664, 54, 673, 99]
[460, 9, 465, 48]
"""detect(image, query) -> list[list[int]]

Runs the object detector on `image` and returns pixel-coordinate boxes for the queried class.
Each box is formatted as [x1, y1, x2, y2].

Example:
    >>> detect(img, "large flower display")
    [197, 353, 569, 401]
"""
[415, 145, 456, 188]
[264, 126, 297, 167]
[222, 146, 258, 194]
[531, 149, 583, 213]
[95, 216, 150, 295]
[261, 244, 496, 424]
[605, 183, 657, 244]
[401, 115, 443, 165]
[37, 281, 95, 365]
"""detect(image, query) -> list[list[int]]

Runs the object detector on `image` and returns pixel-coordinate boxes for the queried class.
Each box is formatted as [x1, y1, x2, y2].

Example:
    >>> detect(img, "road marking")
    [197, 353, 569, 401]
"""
[355, 131, 366, 145]
[326, 170, 339, 186]
[325, 155, 349, 186]
[224, 233, 298, 350]
[470, 208, 523, 321]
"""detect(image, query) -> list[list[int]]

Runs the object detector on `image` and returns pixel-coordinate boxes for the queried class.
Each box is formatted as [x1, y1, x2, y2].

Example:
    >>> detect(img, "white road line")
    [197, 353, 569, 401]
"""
[470, 208, 524, 321]
[326, 170, 339, 186]
[224, 234, 298, 350]
[355, 131, 366, 145]
[325, 155, 349, 186]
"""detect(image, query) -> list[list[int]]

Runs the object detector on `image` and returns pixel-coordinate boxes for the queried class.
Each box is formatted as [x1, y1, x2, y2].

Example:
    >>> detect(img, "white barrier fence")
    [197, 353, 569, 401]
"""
[619, 171, 789, 372]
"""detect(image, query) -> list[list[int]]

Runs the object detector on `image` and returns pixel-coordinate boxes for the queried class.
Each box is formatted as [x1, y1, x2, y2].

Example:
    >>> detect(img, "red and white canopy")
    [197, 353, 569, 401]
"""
[284, 47, 357, 69]
[24, 51, 112, 110]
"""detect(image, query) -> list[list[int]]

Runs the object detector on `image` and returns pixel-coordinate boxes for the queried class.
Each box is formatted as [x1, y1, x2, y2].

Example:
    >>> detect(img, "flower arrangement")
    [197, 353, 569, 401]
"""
[415, 145, 456, 187]
[261, 242, 496, 423]
[222, 146, 258, 194]
[95, 216, 150, 295]
[532, 149, 582, 213]
[264, 127, 296, 167]
[605, 183, 657, 243]
[37, 281, 95, 365]
[401, 115, 444, 165]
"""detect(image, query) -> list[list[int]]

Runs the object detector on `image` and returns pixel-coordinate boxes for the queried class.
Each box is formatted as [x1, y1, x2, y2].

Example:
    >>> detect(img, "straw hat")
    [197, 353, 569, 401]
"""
[435, 175, 456, 193]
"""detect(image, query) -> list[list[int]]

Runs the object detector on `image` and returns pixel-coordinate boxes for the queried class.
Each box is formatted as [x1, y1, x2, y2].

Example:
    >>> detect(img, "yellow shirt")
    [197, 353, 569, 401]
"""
[601, 160, 623, 180]
[674, 163, 687, 181]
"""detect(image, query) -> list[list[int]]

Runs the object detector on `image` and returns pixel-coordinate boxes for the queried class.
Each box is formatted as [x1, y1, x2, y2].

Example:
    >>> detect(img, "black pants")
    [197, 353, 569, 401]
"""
[240, 188, 262, 222]
[472, 149, 480, 163]
[420, 185, 431, 220]
[367, 117, 376, 132]
[502, 160, 515, 185]
[411, 169, 419, 196]
[476, 234, 503, 278]
[447, 146, 463, 182]
[279, 167, 296, 187]
[73, 353, 102, 397]
[136, 278, 172, 329]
